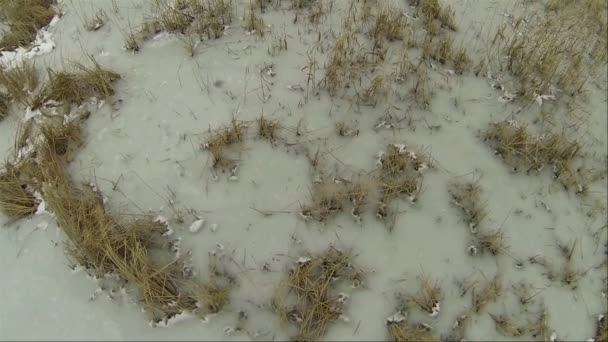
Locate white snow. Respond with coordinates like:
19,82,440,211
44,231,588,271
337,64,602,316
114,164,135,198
189,219,205,233
0,16,60,69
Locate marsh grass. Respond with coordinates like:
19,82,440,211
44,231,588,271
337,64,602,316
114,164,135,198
82,9,107,32
448,180,487,232
46,58,121,105
484,120,587,192
143,0,233,41
244,0,265,35
386,319,438,342
0,164,38,219
0,62,40,106
377,144,430,206
0,92,8,120
406,274,442,316
0,0,56,51
492,0,607,100
474,275,502,313
39,119,83,157
272,247,363,341
477,228,507,256
489,313,525,337
324,27,368,96
595,314,607,342
203,118,247,169
27,144,233,322
301,180,346,222
412,0,457,34
256,114,280,142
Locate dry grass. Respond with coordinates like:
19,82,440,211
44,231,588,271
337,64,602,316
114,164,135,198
527,304,551,341
46,58,121,105
272,247,363,341
143,0,233,41
83,9,107,31
300,180,346,222
244,0,265,35
477,228,507,256
474,275,502,313
39,119,83,157
407,274,442,316
412,0,457,34
0,92,8,120
448,180,487,232
324,25,368,96
413,62,431,109
387,320,438,342
0,164,38,220
491,0,607,99
595,314,607,342
0,0,56,51
447,310,473,341
377,144,430,205
25,144,233,322
203,118,247,170
371,7,408,51
361,75,389,106
0,62,40,106
257,114,280,142
489,313,525,337
484,120,586,192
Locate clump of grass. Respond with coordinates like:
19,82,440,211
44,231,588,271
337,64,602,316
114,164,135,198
0,164,38,220
39,119,83,157
448,180,487,232
83,9,107,31
300,180,346,222
142,0,233,41
346,176,373,223
413,62,431,109
0,0,56,51
0,93,8,120
492,0,607,99
527,304,551,341
272,247,363,341
386,318,438,342
446,310,473,341
0,62,40,106
46,58,121,105
474,275,502,313
406,274,442,317
413,0,457,33
30,144,233,323
324,27,368,96
489,313,525,337
483,120,585,192
371,7,408,46
376,143,430,209
594,314,607,342
477,228,507,256
361,75,389,106
203,118,247,170
335,120,359,137
244,0,265,35
257,114,280,142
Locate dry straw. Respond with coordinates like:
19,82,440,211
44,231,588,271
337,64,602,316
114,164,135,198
0,0,56,51
272,247,363,341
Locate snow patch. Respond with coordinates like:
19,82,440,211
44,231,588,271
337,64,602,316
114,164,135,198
0,16,59,69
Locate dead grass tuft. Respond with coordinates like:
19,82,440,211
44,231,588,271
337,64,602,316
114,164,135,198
448,180,487,232
484,120,586,192
46,58,121,104
474,275,502,313
39,119,83,157
244,0,265,35
595,314,607,342
377,144,430,206
203,118,247,170
489,313,525,337
477,228,507,256
387,319,438,342
142,0,233,41
83,9,107,32
0,164,38,219
272,247,363,341
257,114,280,142
406,274,442,316
371,7,408,46
29,144,233,322
527,304,551,341
0,92,8,120
0,62,40,106
492,0,607,99
413,0,457,33
0,0,56,51
301,180,346,222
